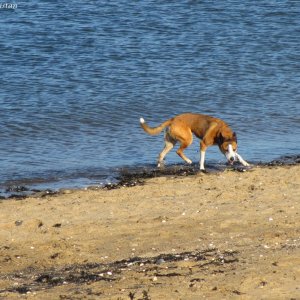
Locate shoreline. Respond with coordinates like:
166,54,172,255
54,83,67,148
0,163,299,299
1,154,300,200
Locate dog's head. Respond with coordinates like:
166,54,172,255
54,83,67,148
218,132,238,165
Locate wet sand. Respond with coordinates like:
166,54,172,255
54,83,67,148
0,164,300,299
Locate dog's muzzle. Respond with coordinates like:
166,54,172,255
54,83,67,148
228,156,235,165
225,144,236,165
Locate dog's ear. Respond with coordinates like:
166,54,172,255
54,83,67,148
233,132,237,142
218,132,224,143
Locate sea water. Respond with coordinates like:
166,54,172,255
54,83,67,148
0,1,299,195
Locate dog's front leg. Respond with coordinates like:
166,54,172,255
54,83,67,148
199,123,217,171
200,150,206,170
199,141,207,171
236,153,250,166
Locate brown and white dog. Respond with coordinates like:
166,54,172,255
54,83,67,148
140,113,249,171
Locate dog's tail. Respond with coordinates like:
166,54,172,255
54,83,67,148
139,117,172,135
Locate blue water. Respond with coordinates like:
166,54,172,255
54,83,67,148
0,1,299,194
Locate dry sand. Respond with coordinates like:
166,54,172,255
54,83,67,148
0,164,299,299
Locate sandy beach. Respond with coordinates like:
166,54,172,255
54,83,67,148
0,164,299,299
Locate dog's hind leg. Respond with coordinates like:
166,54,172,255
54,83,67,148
177,144,192,164
157,131,176,167
176,133,193,165
168,123,193,165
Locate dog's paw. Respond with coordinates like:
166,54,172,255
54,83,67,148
157,161,165,168
199,168,208,173
140,117,145,124
186,159,192,165
241,161,250,167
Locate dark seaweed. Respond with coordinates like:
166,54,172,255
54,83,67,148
2,154,299,198
0,248,238,295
